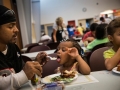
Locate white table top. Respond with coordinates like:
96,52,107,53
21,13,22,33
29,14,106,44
22,49,55,60
19,70,120,90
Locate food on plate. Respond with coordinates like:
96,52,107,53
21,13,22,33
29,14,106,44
51,70,76,82
61,70,76,78
117,65,120,71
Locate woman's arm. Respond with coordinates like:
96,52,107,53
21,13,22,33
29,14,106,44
105,48,120,70
53,29,57,42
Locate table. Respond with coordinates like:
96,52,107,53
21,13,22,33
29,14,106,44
22,49,55,60
19,70,120,90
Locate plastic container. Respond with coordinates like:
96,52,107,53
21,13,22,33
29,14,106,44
42,82,63,90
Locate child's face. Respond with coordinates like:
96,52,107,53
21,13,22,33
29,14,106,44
56,41,73,65
110,28,120,46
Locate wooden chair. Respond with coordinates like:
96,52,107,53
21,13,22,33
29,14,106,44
89,47,109,71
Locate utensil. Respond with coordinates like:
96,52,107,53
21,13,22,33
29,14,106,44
46,56,57,60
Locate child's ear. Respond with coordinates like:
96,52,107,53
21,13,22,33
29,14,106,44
108,35,113,42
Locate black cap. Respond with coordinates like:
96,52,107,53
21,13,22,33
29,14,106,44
0,5,16,25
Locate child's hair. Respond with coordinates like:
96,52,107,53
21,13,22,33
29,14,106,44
54,38,83,57
66,38,83,57
90,23,98,31
95,24,108,39
107,17,120,36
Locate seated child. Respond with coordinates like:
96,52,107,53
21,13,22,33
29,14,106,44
82,23,98,43
55,38,90,75
87,24,109,50
103,17,120,70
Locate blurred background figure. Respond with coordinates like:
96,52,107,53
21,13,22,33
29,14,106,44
100,17,106,24
77,23,85,36
82,23,98,46
41,32,51,41
105,14,112,24
52,17,68,42
67,25,74,38
87,24,109,50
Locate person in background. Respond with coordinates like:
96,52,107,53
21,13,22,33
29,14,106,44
40,32,51,41
105,14,112,24
74,27,81,37
55,38,90,74
99,17,106,24
87,24,109,50
52,17,68,42
82,23,98,46
104,17,120,70
77,23,85,36
67,25,74,38
0,5,47,90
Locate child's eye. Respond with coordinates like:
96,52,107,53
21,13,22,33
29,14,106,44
62,48,66,52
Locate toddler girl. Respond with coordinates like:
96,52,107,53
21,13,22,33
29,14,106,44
55,39,90,75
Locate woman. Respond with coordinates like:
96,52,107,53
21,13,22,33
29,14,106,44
52,17,68,42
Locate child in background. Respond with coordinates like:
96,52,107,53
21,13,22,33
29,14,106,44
55,39,90,75
103,17,120,70
87,24,109,50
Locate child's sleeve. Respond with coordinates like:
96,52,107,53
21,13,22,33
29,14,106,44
103,49,115,59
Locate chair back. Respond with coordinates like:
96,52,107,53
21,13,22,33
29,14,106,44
24,43,38,48
21,55,32,63
47,42,60,50
91,43,108,52
89,47,109,71
28,45,50,53
42,60,60,78
86,43,108,65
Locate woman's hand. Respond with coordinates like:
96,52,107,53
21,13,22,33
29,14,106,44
67,47,79,60
35,52,48,66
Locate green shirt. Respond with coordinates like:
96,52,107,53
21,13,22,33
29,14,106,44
87,38,109,50
103,48,115,59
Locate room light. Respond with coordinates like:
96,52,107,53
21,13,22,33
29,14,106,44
100,10,113,14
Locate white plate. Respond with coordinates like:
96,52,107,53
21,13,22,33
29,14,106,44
41,73,78,84
112,67,120,74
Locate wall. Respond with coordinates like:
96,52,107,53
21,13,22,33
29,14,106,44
41,0,120,25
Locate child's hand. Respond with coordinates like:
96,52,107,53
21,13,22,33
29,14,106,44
35,52,48,66
67,47,79,60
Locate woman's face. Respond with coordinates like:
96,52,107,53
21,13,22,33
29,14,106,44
56,41,73,65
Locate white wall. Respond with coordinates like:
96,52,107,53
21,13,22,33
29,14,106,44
41,0,120,25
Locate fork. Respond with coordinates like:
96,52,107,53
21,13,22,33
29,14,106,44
46,56,57,60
